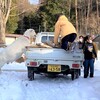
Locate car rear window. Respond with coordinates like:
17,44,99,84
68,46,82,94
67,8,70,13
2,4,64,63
41,36,54,43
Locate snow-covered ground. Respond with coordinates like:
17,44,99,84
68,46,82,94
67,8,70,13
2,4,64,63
0,52,100,100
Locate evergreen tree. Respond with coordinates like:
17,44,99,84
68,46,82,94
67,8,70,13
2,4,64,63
6,7,19,34
31,0,69,32
6,0,19,34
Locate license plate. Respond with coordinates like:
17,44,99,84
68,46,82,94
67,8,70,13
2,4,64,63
47,65,61,72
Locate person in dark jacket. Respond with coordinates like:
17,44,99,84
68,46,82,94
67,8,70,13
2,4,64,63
83,35,97,78
78,35,84,49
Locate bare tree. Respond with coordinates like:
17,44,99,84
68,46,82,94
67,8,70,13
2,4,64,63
0,0,12,44
68,0,71,20
75,0,78,32
0,0,37,44
96,0,99,34
85,0,90,34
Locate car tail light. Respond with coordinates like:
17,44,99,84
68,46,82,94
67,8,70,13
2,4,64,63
30,62,37,67
72,64,79,68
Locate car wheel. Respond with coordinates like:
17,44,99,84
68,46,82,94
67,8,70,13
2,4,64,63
27,67,34,81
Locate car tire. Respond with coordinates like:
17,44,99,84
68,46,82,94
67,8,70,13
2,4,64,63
27,67,34,81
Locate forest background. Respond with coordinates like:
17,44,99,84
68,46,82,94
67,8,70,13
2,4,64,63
0,0,100,44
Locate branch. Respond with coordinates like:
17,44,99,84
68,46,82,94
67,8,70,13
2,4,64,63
10,2,25,11
5,0,12,24
9,8,35,17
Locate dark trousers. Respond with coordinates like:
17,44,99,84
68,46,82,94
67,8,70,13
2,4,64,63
84,59,95,76
61,33,77,50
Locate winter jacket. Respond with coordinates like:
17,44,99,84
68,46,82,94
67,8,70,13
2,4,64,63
78,41,84,49
54,15,77,45
83,42,97,59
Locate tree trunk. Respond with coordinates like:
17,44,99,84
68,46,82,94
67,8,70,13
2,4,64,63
96,0,99,34
0,4,6,44
85,0,90,34
0,0,12,44
68,0,71,20
87,0,90,34
0,23,6,44
75,0,78,33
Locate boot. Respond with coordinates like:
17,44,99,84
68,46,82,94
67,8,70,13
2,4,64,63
90,73,93,78
84,74,88,78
